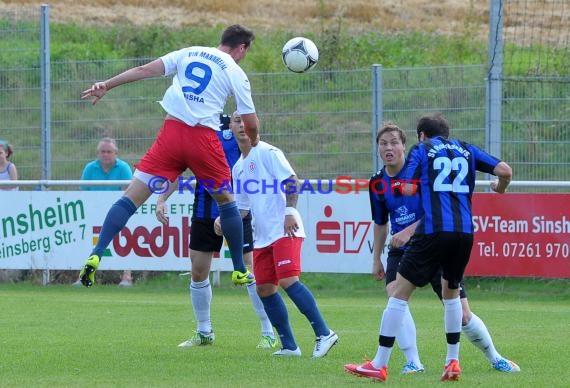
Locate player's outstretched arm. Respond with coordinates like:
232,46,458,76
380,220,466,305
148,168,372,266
81,58,165,105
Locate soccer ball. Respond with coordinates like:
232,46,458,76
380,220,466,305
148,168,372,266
281,37,319,73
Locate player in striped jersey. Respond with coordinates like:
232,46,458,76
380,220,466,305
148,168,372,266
345,122,518,381
346,113,512,382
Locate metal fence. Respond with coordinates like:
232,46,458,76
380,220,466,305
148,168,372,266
0,7,42,183
0,2,568,191
499,0,570,187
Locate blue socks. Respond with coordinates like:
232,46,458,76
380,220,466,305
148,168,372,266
285,281,329,337
260,282,330,350
91,196,137,258
260,292,297,350
218,201,246,273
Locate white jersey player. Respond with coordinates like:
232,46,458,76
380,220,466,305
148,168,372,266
78,25,258,288
217,112,338,358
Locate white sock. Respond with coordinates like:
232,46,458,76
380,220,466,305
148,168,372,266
246,282,275,338
462,312,501,363
190,279,212,334
443,297,462,363
396,306,422,367
372,297,407,368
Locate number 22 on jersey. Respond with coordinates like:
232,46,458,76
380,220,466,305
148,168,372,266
433,156,469,193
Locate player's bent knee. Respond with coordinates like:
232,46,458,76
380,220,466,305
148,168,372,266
257,283,278,298
124,178,153,207
211,191,234,205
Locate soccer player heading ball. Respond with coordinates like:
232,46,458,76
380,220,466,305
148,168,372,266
79,24,260,287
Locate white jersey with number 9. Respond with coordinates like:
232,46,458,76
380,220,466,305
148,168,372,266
159,46,255,130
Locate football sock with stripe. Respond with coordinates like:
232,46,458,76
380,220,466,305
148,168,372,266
443,297,462,363
373,296,407,368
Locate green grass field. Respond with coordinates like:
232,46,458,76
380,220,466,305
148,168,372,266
1,274,569,387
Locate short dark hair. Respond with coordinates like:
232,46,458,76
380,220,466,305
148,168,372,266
220,24,255,49
416,113,450,139
376,121,407,145
0,140,13,158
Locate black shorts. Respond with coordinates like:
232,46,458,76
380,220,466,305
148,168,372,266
385,249,404,285
429,272,468,299
189,213,253,253
398,232,473,289
385,248,468,299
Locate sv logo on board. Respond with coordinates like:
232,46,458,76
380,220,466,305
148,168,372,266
315,205,373,254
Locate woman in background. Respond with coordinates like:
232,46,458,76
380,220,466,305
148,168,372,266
0,140,18,190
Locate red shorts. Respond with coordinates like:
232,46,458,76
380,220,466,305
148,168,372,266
253,237,303,285
136,119,230,188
